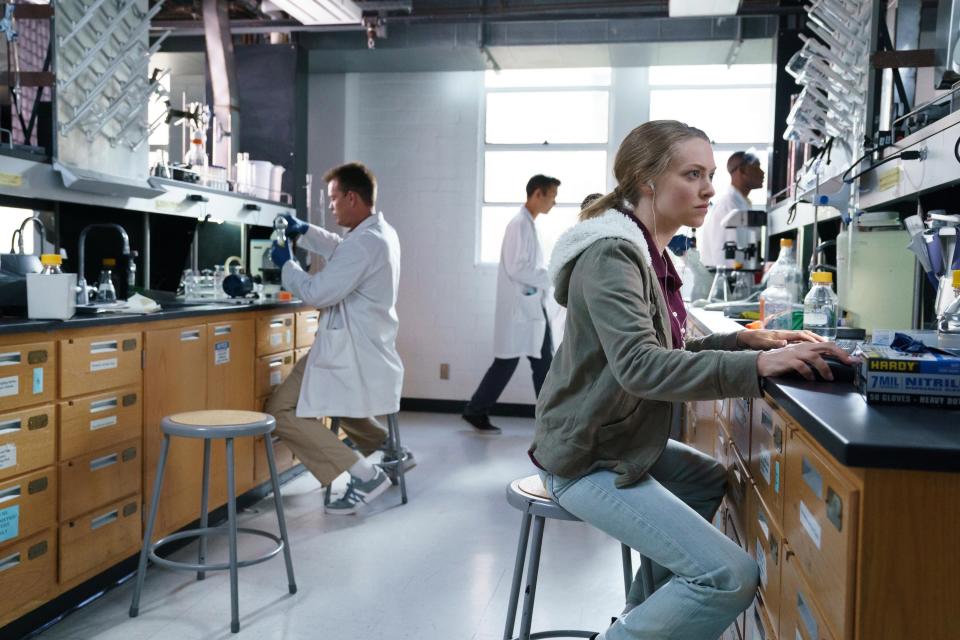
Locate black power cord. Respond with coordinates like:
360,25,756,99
841,147,923,184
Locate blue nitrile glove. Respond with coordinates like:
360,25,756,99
270,241,293,268
283,214,310,240
667,234,693,256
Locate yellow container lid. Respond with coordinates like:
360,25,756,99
953,269,960,288
780,238,794,247
812,271,833,283
102,258,116,267
40,254,62,266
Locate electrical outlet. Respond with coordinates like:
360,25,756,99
440,363,450,380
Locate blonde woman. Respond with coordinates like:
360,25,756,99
529,121,852,639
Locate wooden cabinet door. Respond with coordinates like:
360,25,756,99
143,325,208,539
206,320,256,498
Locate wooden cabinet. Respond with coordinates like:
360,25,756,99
0,530,55,625
750,398,787,522
295,310,320,349
58,494,140,586
254,436,296,485
255,313,294,356
779,547,835,640
59,333,140,399
255,351,294,398
746,597,778,640
0,467,56,548
0,342,55,413
59,439,140,522
748,485,784,633
0,405,54,483
58,386,141,461
294,347,310,363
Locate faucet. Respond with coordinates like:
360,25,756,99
77,224,132,305
224,255,242,273
10,216,47,254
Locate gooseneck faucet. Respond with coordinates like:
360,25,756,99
77,224,132,304
10,216,48,254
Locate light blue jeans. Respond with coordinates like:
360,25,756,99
542,440,758,640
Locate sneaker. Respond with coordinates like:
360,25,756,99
461,413,502,434
380,448,416,472
324,468,391,515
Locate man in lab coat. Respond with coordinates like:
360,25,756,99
266,162,404,515
462,175,560,434
698,151,765,267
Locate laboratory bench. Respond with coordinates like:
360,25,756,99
685,308,960,640
0,301,321,631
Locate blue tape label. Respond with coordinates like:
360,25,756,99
0,504,20,544
33,367,43,395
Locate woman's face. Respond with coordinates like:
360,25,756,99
650,137,716,229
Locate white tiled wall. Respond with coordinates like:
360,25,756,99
308,71,539,405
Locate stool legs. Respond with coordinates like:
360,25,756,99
518,515,546,640
640,555,656,603
130,434,171,618
225,438,240,633
503,511,532,640
197,439,211,581
264,435,297,595
323,418,340,507
621,544,633,599
387,413,407,504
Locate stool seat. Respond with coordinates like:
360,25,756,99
163,410,275,439
507,475,579,522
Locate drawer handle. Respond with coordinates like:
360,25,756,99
89,340,118,354
90,397,119,413
0,351,21,366
180,330,201,341
0,551,21,573
796,590,819,639
801,456,823,499
269,319,284,328
760,408,773,431
214,325,232,336
268,359,284,368
90,509,118,530
305,315,319,324
0,485,21,504
0,418,22,435
89,453,119,471
826,487,843,532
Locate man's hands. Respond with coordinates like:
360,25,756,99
756,341,856,381
737,329,826,350
283,214,310,239
270,241,293,268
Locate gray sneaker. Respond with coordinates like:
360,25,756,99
324,468,391,515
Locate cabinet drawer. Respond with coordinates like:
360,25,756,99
0,342,55,413
779,547,835,640
746,596,778,640
295,310,320,349
0,529,55,621
294,347,311,364
0,404,54,482
254,436,296,485
748,485,783,633
726,449,750,549
59,494,140,584
255,351,294,398
256,313,294,356
783,429,857,640
729,397,751,463
0,467,56,548
59,439,141,522
60,333,141,398
750,397,787,522
59,386,142,461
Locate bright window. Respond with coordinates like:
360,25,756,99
480,69,609,264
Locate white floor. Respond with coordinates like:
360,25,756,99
34,412,631,640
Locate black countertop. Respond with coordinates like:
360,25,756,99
688,308,960,473
0,299,305,336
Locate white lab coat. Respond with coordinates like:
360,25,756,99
281,212,403,419
699,187,751,267
493,207,551,359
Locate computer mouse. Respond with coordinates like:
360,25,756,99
810,356,857,383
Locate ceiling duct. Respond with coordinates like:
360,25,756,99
202,0,240,171
269,0,363,25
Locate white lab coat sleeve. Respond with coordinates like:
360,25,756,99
502,223,550,290
281,241,374,308
296,224,343,260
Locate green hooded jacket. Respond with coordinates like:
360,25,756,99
530,210,763,488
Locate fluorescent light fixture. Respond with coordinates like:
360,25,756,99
269,0,362,25
668,0,741,17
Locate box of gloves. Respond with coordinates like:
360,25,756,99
856,339,960,407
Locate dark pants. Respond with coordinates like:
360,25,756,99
464,316,553,417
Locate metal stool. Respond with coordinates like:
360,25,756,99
504,475,656,640
129,410,297,634
324,413,408,506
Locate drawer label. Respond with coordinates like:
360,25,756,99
270,333,282,346
270,370,283,386
0,375,19,398
214,341,230,366
33,368,43,394
90,416,118,431
286,330,292,345
0,173,22,187
758,449,772,486
755,538,767,587
0,443,15,469
90,358,118,372
798,500,822,549
0,505,19,544
775,461,781,495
